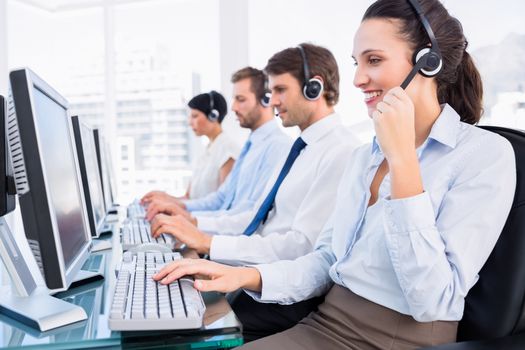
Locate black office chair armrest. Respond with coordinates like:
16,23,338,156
422,332,525,350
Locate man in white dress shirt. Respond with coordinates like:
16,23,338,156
149,43,362,340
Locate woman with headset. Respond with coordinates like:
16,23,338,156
183,90,240,200
154,0,516,348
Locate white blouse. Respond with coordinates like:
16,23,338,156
189,132,240,200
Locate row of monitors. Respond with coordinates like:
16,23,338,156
1,68,117,292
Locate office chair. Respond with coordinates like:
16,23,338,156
426,126,525,349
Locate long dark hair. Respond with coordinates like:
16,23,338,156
363,0,483,124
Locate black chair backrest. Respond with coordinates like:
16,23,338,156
458,126,525,341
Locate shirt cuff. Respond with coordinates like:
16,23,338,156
183,199,198,212
196,215,219,234
383,192,436,233
243,263,286,303
209,235,238,262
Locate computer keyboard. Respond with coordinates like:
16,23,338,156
127,200,146,218
109,251,205,331
121,217,175,251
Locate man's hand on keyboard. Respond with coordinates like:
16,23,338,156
153,258,262,293
151,214,211,255
145,198,191,221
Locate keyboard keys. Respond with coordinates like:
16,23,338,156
127,200,146,218
120,218,175,251
110,270,130,319
109,251,205,330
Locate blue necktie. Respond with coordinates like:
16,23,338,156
243,137,307,236
222,139,252,210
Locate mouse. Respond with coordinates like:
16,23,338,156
127,242,173,254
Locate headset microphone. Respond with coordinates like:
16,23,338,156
401,56,433,89
401,0,443,89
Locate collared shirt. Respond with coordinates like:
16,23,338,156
250,104,516,322
189,132,241,199
199,113,361,266
184,119,291,213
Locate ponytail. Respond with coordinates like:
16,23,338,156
438,51,483,125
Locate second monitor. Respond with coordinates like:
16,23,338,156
71,116,108,238
93,129,118,214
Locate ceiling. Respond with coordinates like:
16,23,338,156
13,0,156,12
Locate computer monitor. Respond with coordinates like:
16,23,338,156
92,129,116,212
104,141,119,207
0,95,16,216
71,116,107,237
8,68,92,291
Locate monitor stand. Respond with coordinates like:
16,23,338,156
0,218,87,331
99,222,114,236
92,239,112,252
69,254,105,289
69,269,104,289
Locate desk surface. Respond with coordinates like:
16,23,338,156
0,231,243,349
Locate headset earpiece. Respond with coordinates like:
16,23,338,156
260,75,272,107
297,45,324,101
207,91,220,122
413,47,442,77
208,109,219,122
260,91,271,108
303,77,324,101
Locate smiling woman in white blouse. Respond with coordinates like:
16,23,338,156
153,0,516,349
185,91,240,200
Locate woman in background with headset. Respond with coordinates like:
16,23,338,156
154,0,516,348
183,90,240,200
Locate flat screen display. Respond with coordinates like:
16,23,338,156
80,124,105,229
32,87,88,268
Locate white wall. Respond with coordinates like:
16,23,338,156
218,0,250,144
0,0,8,96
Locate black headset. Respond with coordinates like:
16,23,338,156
260,79,271,108
297,45,324,101
400,0,443,89
207,91,220,122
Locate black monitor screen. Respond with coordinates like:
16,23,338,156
32,87,88,268
80,123,105,229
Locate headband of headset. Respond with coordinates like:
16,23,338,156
297,45,324,101
400,0,443,89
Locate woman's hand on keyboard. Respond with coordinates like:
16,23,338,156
153,258,262,293
151,214,211,255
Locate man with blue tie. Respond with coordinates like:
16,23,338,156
149,43,361,340
141,67,291,217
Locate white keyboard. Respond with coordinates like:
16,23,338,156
109,251,205,331
127,200,146,219
121,218,175,251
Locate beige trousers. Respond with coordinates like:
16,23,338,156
239,284,458,350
